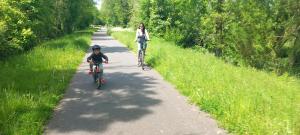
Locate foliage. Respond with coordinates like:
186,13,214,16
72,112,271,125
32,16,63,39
0,0,99,59
0,29,94,135
101,0,300,73
112,31,300,135
100,0,133,27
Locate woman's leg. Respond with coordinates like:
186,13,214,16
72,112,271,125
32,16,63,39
143,42,147,54
137,42,142,62
137,42,142,53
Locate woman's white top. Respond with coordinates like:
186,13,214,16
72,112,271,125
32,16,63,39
135,28,150,41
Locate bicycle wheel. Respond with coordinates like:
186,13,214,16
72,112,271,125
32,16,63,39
97,70,103,89
97,76,102,89
138,50,142,66
97,78,102,89
141,50,145,70
93,68,97,83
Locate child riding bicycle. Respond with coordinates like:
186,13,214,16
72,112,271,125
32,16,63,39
87,45,108,75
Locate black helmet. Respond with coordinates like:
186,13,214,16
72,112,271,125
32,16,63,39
92,45,101,51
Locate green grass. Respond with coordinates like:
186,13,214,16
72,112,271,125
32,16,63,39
0,29,94,135
112,31,300,135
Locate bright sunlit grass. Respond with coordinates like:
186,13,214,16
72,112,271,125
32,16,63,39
112,31,300,135
0,29,94,135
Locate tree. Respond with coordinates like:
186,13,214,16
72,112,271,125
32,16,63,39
0,0,98,59
100,0,300,72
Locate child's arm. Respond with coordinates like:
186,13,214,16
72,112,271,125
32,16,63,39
87,54,93,62
101,53,108,62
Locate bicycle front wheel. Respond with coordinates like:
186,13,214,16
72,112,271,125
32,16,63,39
141,50,145,70
138,50,142,66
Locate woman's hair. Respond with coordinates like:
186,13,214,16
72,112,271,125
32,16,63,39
139,23,145,34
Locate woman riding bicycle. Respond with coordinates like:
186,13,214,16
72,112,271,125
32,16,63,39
135,23,150,66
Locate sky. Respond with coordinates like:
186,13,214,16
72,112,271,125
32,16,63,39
94,0,103,9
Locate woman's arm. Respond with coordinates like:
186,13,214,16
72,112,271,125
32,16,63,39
145,29,150,41
135,29,139,41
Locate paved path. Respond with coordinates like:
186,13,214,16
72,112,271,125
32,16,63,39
44,29,226,135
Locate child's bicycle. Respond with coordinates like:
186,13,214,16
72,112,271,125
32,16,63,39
92,61,108,89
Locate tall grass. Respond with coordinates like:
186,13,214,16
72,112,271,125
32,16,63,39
112,31,300,135
0,29,94,135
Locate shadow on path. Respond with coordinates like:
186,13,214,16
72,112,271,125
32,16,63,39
46,70,161,133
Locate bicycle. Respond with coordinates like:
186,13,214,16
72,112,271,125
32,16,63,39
138,41,148,70
92,61,108,89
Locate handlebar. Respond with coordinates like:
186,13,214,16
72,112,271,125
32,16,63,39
135,39,150,42
89,61,108,65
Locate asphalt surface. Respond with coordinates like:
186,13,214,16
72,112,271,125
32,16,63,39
44,28,226,135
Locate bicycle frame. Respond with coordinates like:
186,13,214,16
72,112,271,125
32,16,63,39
93,63,104,89
138,42,147,70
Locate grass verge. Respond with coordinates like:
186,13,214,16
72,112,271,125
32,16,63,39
111,31,300,135
0,29,94,135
